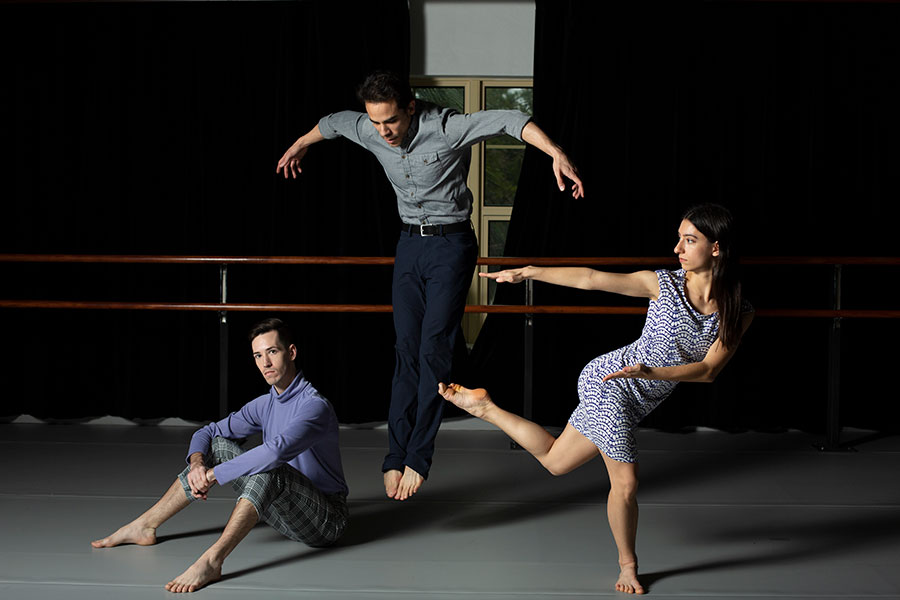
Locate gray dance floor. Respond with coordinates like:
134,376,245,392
2,420,899,599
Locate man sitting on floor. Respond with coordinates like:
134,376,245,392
91,317,349,593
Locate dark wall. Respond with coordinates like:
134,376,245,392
0,0,408,422
1,1,897,432
467,1,900,433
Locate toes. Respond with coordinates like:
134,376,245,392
91,535,116,548
383,471,401,498
166,579,187,593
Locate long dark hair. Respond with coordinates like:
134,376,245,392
682,204,743,349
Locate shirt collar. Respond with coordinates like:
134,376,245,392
272,372,307,402
400,110,421,150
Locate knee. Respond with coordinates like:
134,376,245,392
420,332,454,370
211,436,240,460
395,336,419,358
543,459,575,477
236,497,261,520
610,476,639,501
420,331,452,356
235,471,280,508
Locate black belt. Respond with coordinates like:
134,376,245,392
401,222,471,236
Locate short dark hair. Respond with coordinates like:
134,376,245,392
248,317,295,350
356,70,413,108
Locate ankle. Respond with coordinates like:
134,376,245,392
200,551,225,570
136,519,159,534
478,400,498,421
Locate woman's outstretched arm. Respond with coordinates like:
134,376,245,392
480,266,659,299
604,312,755,383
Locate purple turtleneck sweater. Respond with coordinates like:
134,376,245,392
186,373,348,496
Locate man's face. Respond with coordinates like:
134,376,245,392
251,330,297,393
365,99,415,147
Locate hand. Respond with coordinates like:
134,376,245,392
602,363,650,382
552,152,584,199
187,463,212,500
276,141,309,179
519,122,584,199
479,268,529,284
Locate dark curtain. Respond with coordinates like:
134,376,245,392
468,1,900,432
0,1,408,422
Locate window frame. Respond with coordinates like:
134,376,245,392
410,76,533,341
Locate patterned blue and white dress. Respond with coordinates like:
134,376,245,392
569,269,721,463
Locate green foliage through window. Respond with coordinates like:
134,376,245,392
413,87,465,113
484,87,532,207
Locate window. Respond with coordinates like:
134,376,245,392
411,86,466,113
483,86,532,207
411,77,533,342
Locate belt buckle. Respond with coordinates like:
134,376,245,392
420,224,438,237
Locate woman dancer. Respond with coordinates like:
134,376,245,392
439,204,753,595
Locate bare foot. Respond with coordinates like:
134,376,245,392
91,521,157,548
437,382,493,419
383,469,402,498
394,466,424,501
164,556,222,593
615,561,645,594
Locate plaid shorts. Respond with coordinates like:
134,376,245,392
178,436,348,547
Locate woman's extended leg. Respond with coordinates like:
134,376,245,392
601,452,644,594
441,382,644,594
438,383,599,475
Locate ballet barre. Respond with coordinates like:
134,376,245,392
1,254,898,451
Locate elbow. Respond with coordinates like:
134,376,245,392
263,445,292,468
701,366,721,383
691,362,718,383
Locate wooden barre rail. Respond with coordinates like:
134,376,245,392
1,254,899,266
3,253,897,450
2,253,896,318
0,300,897,319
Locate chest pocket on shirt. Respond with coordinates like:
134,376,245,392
409,152,444,187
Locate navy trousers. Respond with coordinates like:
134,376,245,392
382,227,478,478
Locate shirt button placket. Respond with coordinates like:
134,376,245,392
400,153,418,222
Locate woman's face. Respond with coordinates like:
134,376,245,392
673,219,719,271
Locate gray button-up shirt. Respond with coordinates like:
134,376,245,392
318,101,531,225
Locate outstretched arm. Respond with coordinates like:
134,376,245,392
276,124,326,179
521,121,584,199
481,266,659,299
604,312,755,383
